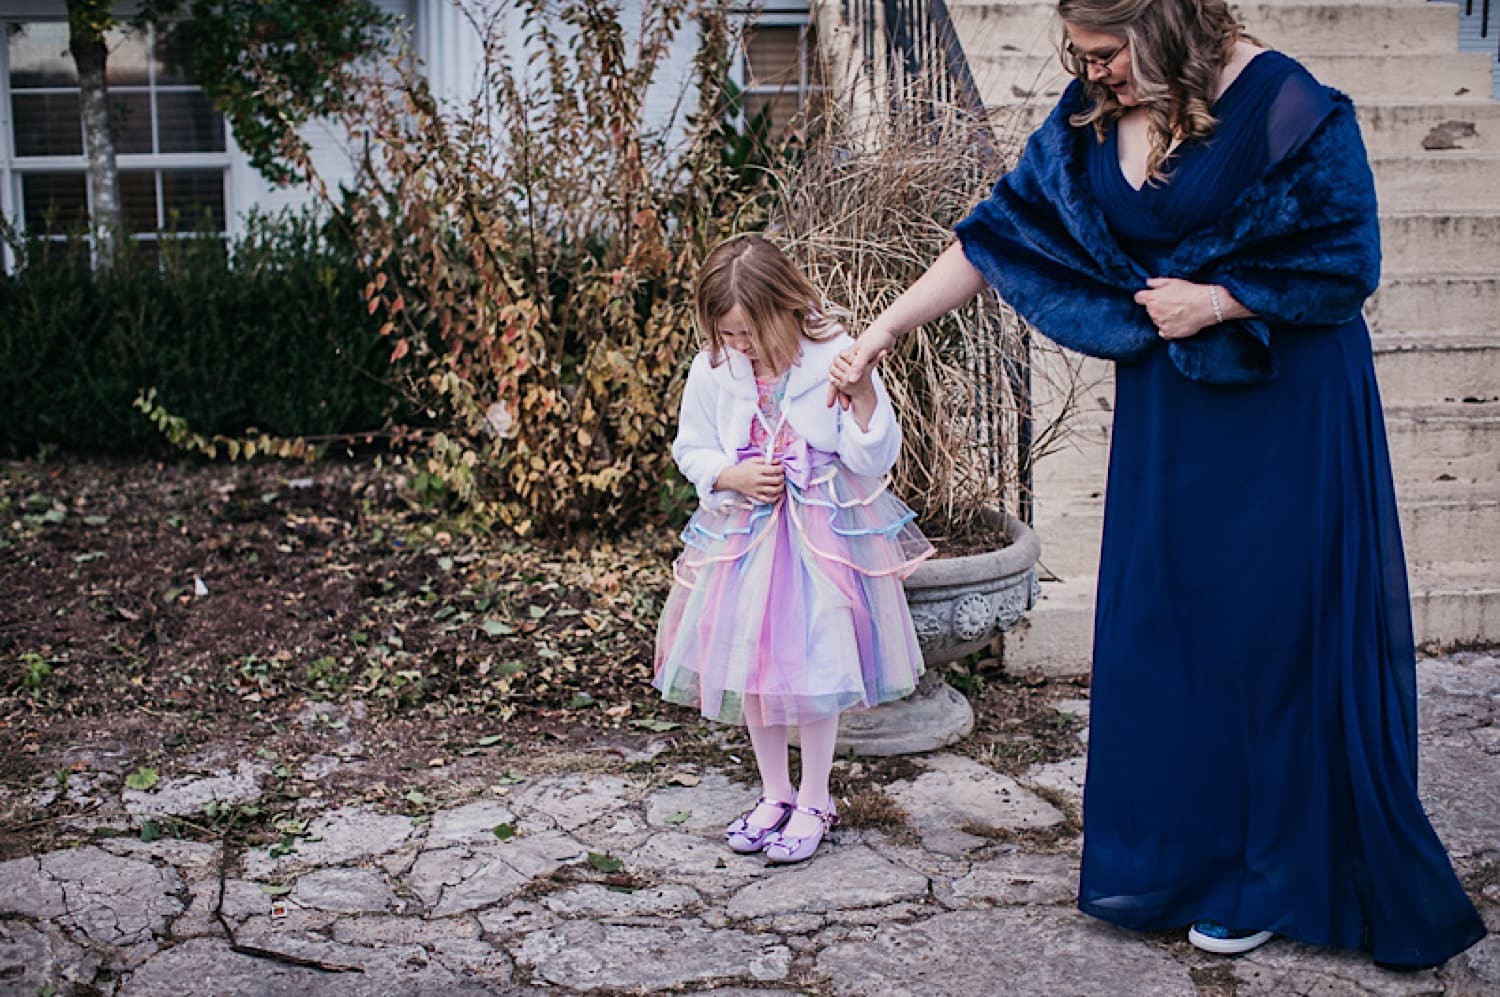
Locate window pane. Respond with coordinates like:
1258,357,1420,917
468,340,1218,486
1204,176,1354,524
105,26,151,86
21,173,89,233
746,25,806,88
158,91,225,153
162,170,226,231
12,93,83,156
744,92,802,138
110,92,154,154
8,22,77,88
121,171,160,233
154,22,198,85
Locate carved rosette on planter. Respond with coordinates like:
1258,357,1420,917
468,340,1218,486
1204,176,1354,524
836,509,1041,756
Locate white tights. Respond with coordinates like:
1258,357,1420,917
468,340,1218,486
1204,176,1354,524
743,701,840,831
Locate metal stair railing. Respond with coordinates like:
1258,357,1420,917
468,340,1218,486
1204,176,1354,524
1463,0,1497,59
1432,0,1499,60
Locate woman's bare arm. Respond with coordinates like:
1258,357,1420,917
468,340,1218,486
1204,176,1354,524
828,243,989,403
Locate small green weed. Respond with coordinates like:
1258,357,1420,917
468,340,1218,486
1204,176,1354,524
20,652,52,694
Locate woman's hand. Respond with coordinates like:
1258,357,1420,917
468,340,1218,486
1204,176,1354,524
714,459,785,505
827,330,894,410
1134,277,1221,340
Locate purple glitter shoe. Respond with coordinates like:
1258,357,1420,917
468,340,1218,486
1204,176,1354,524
1188,920,1274,955
763,803,840,864
725,797,795,853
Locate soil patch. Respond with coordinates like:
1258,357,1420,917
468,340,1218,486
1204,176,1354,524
1,456,1086,858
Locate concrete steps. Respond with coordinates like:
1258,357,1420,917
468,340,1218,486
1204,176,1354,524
1400,495,1500,565
1355,102,1500,153
988,100,1500,155
968,52,1498,103
1043,401,1500,484
1371,333,1500,404
1386,403,1500,481
1013,487,1500,670
1365,274,1500,332
1372,153,1500,210
1380,211,1500,274
1030,483,1500,572
1009,557,1500,670
1011,394,1500,668
1412,562,1500,646
952,1,1461,56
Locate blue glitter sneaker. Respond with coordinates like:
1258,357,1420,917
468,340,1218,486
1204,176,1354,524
1188,920,1274,955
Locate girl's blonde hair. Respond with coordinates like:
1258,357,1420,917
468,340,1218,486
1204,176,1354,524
694,234,837,376
1057,0,1248,184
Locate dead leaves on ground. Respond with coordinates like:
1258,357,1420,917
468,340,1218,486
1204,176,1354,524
0,457,683,731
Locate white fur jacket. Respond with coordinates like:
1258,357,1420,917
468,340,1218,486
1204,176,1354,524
672,332,902,512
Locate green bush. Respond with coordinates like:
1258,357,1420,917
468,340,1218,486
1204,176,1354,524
0,209,401,455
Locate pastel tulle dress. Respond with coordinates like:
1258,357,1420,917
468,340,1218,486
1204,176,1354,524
654,366,933,727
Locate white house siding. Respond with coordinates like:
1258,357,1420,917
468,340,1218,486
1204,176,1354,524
232,0,709,227
226,0,420,231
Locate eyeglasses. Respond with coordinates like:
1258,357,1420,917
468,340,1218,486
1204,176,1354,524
1065,40,1128,71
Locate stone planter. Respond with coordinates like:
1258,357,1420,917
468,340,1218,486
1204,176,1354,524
836,509,1041,756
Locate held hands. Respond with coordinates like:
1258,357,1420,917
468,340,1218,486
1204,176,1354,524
826,329,894,412
1133,277,1220,341
715,459,786,505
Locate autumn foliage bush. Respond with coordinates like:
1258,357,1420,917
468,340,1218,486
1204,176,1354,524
272,0,781,536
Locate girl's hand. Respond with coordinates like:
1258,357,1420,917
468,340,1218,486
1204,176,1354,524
1134,277,1219,341
827,331,893,409
714,459,786,505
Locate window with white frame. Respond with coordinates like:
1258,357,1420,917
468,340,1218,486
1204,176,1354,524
2,18,228,260
737,3,822,137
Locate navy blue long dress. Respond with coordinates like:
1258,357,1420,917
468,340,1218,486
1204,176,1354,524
1076,52,1486,967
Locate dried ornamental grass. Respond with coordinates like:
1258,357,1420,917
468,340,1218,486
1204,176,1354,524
768,88,1081,541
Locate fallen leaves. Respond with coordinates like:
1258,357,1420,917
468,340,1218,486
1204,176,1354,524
124,768,160,792
587,851,623,874
0,457,694,790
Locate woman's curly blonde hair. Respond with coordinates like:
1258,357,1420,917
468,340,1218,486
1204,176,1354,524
1057,0,1249,184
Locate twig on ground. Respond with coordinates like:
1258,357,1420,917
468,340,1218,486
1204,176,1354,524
213,816,364,974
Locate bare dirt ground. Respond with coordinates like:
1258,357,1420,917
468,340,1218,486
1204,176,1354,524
0,456,1087,860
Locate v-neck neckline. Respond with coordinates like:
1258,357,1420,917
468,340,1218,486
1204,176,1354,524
1112,49,1275,193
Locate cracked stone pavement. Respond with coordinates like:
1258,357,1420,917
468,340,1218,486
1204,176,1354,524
1,652,1496,995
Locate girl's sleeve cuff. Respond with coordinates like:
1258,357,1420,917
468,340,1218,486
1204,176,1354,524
695,456,736,511
838,396,901,476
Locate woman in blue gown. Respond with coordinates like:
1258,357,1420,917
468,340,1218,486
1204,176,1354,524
830,0,1486,969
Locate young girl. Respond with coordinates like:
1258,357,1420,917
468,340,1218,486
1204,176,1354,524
654,234,933,863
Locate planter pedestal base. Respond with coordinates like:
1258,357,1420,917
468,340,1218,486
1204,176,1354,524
833,671,974,756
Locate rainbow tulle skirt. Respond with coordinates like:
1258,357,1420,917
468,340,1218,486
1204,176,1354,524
654,451,932,726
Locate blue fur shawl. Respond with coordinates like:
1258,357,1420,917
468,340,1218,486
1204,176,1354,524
954,80,1381,385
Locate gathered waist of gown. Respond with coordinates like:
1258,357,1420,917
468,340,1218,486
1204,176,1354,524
674,441,932,585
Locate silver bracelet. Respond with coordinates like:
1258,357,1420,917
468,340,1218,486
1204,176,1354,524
1209,285,1224,324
